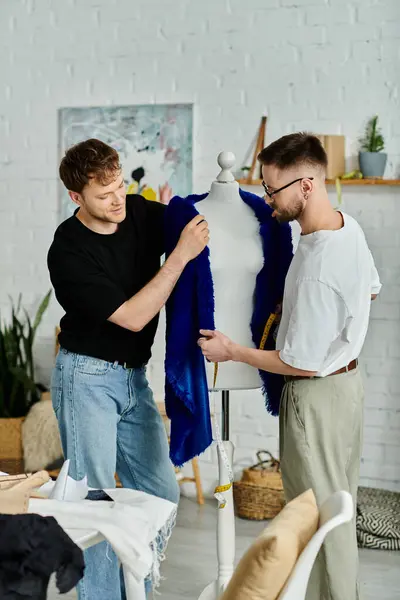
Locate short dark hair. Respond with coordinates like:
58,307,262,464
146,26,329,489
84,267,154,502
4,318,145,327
59,138,121,193
258,133,328,172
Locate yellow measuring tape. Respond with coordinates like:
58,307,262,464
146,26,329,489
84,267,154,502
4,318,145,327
215,483,232,494
212,312,277,508
259,312,277,350
213,362,219,389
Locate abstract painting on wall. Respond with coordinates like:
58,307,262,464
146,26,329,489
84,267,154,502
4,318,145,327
58,103,193,222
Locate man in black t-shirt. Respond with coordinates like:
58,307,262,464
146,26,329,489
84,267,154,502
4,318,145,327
47,139,209,600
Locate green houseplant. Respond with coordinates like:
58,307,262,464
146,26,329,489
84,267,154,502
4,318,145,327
0,291,51,472
0,291,51,419
359,115,387,178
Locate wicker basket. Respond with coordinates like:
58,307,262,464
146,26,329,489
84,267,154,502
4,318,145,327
0,417,25,475
233,451,285,520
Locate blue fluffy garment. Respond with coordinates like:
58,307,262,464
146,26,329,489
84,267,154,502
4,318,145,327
164,190,293,467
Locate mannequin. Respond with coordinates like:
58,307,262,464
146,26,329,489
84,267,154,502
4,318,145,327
197,152,263,391
163,151,293,598
164,149,292,468
198,153,261,600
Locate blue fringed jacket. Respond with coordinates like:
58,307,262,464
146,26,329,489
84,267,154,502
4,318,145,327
164,190,293,466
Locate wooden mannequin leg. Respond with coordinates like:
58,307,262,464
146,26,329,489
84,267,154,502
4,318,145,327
192,457,204,505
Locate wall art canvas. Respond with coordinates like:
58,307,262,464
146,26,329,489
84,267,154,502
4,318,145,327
58,103,193,222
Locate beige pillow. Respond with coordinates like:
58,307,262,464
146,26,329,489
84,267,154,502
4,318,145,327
221,489,319,600
0,471,50,514
22,399,63,472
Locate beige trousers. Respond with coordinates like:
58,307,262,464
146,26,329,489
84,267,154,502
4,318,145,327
279,368,364,600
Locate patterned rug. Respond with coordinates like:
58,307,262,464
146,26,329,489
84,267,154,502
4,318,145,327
357,486,400,550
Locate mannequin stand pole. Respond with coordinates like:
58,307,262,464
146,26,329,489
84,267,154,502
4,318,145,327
198,391,235,600
221,391,230,440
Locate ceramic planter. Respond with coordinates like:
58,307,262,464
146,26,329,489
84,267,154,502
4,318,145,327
359,152,387,178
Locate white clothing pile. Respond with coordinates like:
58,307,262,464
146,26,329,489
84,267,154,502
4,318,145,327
29,488,177,587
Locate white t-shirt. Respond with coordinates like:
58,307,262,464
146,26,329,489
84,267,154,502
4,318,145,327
276,212,381,377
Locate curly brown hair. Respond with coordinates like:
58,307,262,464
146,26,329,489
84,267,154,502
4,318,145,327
59,138,122,193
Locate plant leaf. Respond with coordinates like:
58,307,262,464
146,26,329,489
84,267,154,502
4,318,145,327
335,177,342,209
0,292,50,418
32,290,52,335
360,115,385,153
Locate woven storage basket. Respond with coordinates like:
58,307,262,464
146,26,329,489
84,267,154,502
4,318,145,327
233,451,285,520
0,417,25,474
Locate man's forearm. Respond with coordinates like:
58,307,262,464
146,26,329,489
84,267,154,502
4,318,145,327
109,250,187,331
110,212,209,331
231,345,317,377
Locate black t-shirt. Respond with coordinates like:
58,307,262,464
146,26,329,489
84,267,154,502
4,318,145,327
47,195,166,366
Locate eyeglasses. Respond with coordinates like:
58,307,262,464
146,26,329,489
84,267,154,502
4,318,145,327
262,177,314,199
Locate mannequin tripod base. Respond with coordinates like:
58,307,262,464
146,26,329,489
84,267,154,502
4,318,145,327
198,580,220,600
198,392,235,600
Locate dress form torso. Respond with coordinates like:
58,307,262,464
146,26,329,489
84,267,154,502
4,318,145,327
198,180,263,391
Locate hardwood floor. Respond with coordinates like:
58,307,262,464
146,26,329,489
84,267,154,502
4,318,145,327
49,497,400,599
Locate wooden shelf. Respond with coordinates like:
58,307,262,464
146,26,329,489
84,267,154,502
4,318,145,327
237,178,262,186
325,179,400,186
238,178,400,186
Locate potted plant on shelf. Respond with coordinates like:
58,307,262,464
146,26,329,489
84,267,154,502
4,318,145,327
0,291,51,473
359,115,387,179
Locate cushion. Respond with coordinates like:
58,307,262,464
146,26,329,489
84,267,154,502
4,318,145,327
0,471,50,514
221,489,319,600
0,470,50,491
0,488,30,514
22,399,63,472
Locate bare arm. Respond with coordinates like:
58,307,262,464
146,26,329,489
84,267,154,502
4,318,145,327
109,215,209,332
109,252,187,332
198,330,316,377
231,346,316,377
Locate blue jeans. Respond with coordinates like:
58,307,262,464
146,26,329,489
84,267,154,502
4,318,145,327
51,348,180,600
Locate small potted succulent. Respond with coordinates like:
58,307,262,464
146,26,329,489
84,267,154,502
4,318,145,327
359,115,387,178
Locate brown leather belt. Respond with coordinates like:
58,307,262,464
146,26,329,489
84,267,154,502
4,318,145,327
285,359,358,382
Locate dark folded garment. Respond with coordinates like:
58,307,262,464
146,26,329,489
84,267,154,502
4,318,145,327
0,513,85,599
85,489,114,502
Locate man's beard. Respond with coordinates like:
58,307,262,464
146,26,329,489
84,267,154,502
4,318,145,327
274,199,304,223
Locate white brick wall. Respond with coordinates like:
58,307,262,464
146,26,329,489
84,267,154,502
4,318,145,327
1,0,399,494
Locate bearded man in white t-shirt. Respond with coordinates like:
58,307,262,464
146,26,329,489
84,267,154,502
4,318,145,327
198,132,381,600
